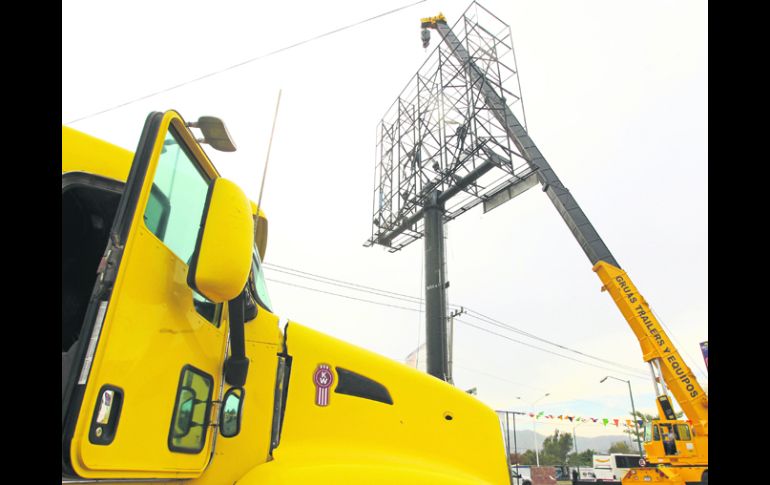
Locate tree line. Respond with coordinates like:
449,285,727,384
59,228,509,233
508,411,675,466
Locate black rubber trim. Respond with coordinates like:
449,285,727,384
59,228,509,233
113,111,163,244
62,171,125,195
269,351,292,454
270,321,293,455
334,367,393,405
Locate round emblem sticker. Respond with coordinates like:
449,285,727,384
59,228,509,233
313,364,334,406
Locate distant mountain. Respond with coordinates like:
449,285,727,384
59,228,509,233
503,429,636,455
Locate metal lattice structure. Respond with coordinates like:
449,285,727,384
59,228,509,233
366,2,536,252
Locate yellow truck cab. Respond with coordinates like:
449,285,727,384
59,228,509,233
61,110,510,484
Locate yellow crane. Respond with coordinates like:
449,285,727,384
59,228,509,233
421,13,708,485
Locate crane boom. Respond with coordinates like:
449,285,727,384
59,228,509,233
423,14,707,422
427,16,619,268
594,262,708,434
422,16,708,480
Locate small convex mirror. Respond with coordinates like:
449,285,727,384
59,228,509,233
220,387,244,437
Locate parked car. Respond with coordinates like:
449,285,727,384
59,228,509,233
569,467,597,482
554,465,569,480
510,466,532,485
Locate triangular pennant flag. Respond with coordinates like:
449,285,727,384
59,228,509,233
537,411,544,419
528,413,535,418
626,420,632,427
602,418,609,426
591,418,598,423
558,415,563,420
567,416,574,422
637,420,644,427
613,419,619,427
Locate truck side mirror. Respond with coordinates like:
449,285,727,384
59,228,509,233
188,178,254,303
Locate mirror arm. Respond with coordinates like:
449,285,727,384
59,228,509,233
224,289,249,387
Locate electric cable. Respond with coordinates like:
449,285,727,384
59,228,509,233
265,262,647,376
65,0,427,124
455,318,649,381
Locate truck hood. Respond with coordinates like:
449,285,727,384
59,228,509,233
257,321,510,484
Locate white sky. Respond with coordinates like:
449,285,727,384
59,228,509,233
63,0,707,439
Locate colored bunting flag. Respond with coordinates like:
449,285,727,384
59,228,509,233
517,411,666,428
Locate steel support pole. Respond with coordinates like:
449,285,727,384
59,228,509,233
573,423,580,480
424,190,449,380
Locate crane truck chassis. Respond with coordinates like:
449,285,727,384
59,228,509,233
61,110,511,484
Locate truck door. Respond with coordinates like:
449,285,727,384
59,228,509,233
63,111,230,480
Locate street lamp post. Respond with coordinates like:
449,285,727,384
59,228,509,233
572,420,585,481
529,393,550,467
601,376,643,457
498,409,527,482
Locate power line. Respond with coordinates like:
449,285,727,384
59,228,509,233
463,309,647,376
65,0,426,125
265,278,421,313
455,318,649,381
266,270,650,380
265,262,646,376
264,266,692,421
264,262,432,305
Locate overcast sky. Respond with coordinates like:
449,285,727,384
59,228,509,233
63,0,707,439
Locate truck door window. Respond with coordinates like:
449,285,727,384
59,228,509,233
169,365,214,453
674,424,691,441
143,128,221,325
652,424,660,441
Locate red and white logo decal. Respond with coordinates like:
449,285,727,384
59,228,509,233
313,364,334,406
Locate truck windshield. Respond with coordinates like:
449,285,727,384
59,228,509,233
252,246,272,312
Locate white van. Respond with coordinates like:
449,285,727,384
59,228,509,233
593,453,641,482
